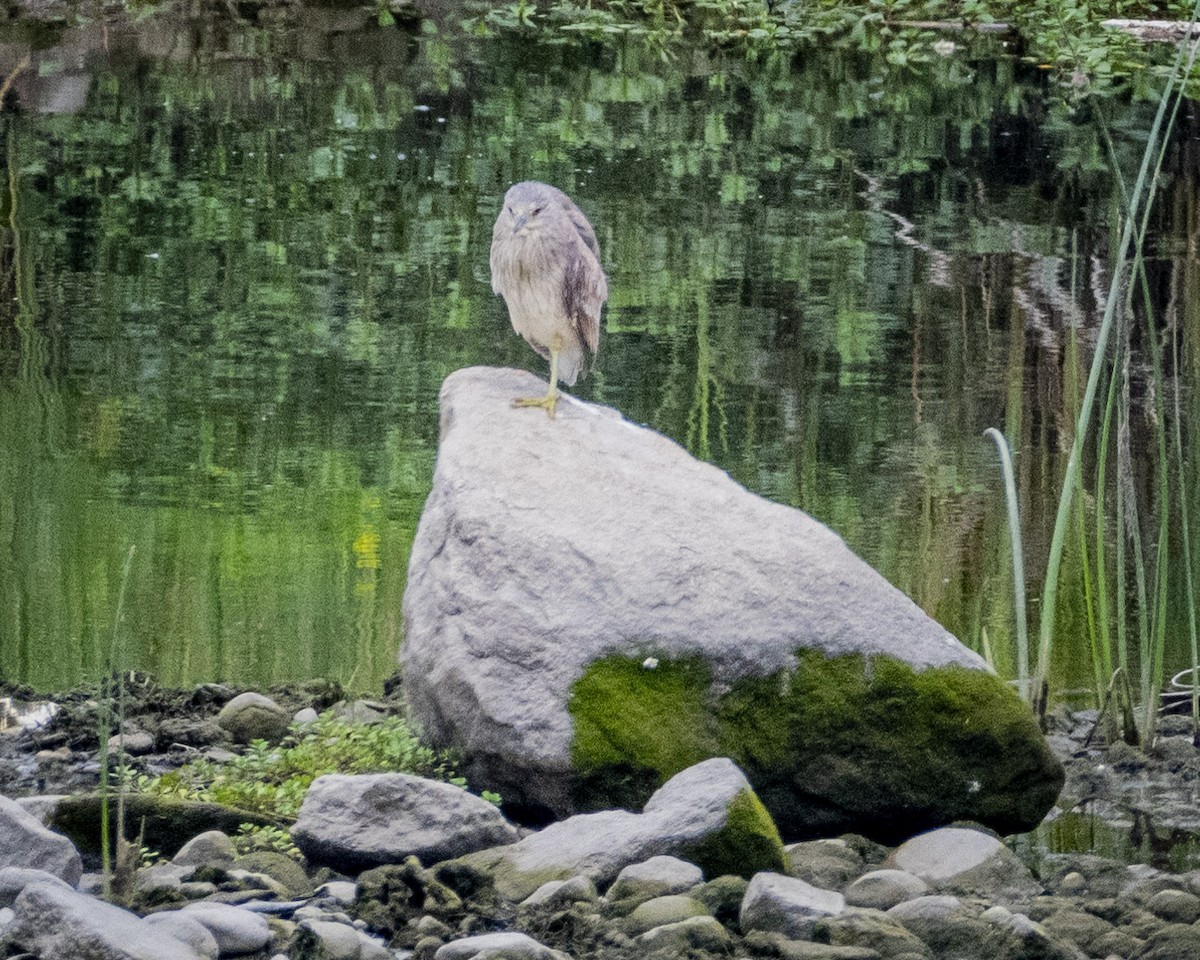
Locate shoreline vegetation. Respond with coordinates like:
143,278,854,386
4,0,1200,83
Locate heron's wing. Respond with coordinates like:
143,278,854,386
562,246,607,358
561,197,602,262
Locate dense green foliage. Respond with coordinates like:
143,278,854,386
469,0,1197,87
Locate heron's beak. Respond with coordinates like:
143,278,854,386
512,213,529,233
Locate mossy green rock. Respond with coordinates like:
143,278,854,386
569,650,1062,842
450,759,784,903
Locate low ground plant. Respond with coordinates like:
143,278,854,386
130,711,499,854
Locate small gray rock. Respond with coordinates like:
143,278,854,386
107,731,156,756
844,869,930,910
982,907,1088,960
636,915,731,953
297,918,362,959
135,863,190,894
786,839,865,890
739,872,845,939
521,875,598,908
607,856,703,902
172,831,235,869
817,907,932,957
1041,854,1133,897
887,896,991,959
317,880,358,905
292,773,518,872
885,827,1041,900
416,915,454,938
1041,908,1117,955
180,901,272,954
454,757,782,902
1146,888,1200,924
217,692,290,744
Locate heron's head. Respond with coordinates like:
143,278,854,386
501,182,555,236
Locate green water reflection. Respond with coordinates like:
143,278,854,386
1,16,1197,693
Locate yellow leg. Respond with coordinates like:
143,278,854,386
512,342,561,418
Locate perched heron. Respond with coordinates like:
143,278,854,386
490,181,608,418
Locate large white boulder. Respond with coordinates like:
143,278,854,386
402,367,1062,839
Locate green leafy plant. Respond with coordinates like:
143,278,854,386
137,711,490,821
233,824,302,859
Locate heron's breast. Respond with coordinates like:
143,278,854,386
496,247,577,348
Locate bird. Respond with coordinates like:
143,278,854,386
490,181,608,419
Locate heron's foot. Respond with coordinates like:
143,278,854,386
512,393,558,418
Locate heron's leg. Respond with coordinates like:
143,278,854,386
512,338,562,418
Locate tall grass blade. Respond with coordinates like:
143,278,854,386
985,427,1029,701
99,545,136,901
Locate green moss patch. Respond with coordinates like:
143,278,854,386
568,655,717,810
568,650,1063,843
681,787,786,879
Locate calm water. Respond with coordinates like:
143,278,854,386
1,14,1197,694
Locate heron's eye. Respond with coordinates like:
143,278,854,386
532,205,544,215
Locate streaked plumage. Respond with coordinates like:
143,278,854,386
490,181,608,417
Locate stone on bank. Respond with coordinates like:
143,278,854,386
401,367,1063,840
291,772,518,872
449,757,784,902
